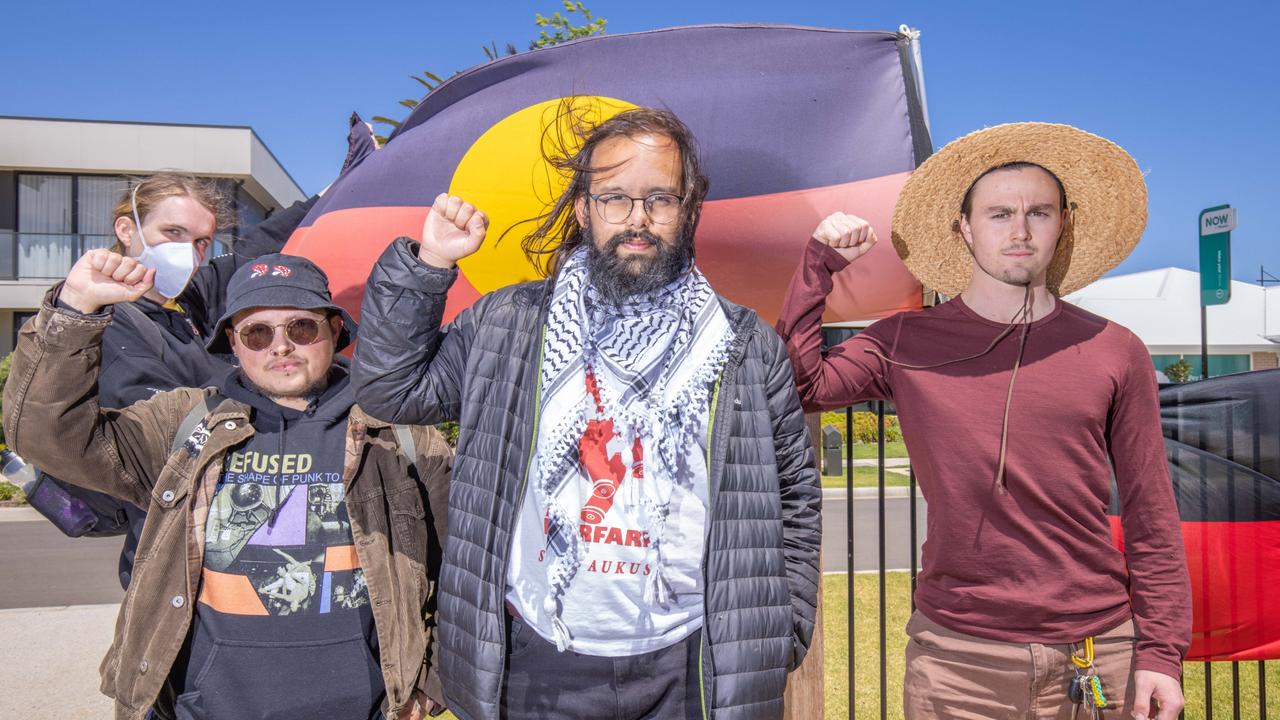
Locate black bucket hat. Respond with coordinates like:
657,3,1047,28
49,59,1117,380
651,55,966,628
205,253,356,354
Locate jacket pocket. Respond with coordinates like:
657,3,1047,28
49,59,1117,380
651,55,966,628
389,486,429,572
506,615,541,662
175,635,384,720
150,463,191,510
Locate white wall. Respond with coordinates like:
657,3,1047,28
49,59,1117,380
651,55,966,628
0,118,304,209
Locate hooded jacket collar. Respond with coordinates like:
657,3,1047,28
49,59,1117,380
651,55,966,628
218,359,354,432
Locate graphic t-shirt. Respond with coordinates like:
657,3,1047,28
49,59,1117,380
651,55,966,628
507,370,710,657
200,448,363,617
171,371,384,720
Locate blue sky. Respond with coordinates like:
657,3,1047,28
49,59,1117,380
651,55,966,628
4,0,1276,282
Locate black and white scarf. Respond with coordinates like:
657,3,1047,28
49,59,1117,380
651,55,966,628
532,246,733,650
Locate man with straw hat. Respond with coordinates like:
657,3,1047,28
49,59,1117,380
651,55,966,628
777,123,1190,719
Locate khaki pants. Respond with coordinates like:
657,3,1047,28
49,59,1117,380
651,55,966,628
904,611,1137,719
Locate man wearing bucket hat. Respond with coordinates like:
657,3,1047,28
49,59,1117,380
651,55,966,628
3,249,450,720
777,123,1191,719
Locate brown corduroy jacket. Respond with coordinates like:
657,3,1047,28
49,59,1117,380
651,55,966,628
3,297,451,720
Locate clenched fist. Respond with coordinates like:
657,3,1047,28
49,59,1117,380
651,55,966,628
811,212,877,263
418,193,489,269
60,249,156,315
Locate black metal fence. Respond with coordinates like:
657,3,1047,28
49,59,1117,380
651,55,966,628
836,400,1272,719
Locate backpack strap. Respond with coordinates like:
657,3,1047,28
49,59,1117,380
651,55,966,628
392,425,416,467
171,393,225,455
115,301,173,357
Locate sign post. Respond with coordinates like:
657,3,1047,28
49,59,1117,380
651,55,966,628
1199,205,1235,379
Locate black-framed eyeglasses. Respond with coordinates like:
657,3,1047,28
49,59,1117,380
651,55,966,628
588,192,684,225
236,317,328,351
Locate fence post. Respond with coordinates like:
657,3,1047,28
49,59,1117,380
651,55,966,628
783,412,825,719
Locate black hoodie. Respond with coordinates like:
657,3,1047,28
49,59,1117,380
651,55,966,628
168,365,385,720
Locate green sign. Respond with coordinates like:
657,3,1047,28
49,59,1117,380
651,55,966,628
1199,205,1235,306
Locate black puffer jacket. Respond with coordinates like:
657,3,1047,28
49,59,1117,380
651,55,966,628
351,238,821,720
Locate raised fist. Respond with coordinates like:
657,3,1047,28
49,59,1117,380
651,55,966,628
418,193,489,269
60,249,155,314
811,212,878,263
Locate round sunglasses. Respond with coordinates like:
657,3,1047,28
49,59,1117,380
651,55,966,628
235,317,329,351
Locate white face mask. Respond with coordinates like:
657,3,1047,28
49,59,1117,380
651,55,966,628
136,241,196,299
131,183,197,299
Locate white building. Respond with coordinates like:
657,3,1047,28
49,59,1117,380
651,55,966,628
1065,267,1280,379
0,116,305,354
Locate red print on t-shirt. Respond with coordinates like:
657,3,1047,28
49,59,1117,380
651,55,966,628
578,370,643,526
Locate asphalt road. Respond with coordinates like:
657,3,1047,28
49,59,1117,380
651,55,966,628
0,492,927,609
821,492,927,573
0,516,125,609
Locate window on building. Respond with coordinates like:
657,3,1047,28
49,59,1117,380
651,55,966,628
14,173,275,277
11,311,37,354
237,186,268,231
17,174,73,278
77,176,128,248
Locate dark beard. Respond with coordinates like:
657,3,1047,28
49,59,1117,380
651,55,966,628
585,220,692,305
241,372,330,405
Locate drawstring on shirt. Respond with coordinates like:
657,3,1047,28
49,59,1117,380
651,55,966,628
864,284,1035,491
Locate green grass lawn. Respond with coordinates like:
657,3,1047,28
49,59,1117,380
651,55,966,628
821,441,911,487
821,572,1280,719
821,466,910,489
849,441,909,460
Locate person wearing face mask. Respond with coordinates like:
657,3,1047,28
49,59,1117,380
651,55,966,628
15,115,378,591
776,123,1191,720
100,173,315,404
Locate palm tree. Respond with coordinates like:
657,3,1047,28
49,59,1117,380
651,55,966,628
371,2,606,145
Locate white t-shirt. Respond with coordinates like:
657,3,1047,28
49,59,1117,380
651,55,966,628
506,407,710,657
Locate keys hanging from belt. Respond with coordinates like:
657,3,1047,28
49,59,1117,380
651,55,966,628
1069,636,1108,717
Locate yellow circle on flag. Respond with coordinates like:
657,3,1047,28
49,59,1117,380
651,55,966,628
449,96,636,291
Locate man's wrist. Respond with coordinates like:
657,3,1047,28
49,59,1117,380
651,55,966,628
1135,657,1184,681
416,245,457,270
56,287,103,315
808,237,853,274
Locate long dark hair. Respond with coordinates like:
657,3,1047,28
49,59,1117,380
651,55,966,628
508,100,710,277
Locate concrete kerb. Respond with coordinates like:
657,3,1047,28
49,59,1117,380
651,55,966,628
0,506,41,522
822,487,923,500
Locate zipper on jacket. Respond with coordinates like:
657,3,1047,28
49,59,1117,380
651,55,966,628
498,325,547,685
694,307,757,720
699,373,723,720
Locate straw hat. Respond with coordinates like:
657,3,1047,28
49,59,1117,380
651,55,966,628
890,122,1147,297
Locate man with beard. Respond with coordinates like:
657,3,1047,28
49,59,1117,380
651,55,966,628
351,106,821,720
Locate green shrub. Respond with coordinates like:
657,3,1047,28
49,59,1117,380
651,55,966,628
437,421,459,447
821,409,901,444
1163,357,1193,384
0,482,23,503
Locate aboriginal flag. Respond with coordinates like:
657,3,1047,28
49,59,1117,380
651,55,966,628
1109,369,1280,661
285,24,932,324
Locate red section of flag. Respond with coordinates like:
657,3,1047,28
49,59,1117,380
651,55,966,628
284,206,481,323
698,171,920,323
285,172,919,325
1110,516,1280,661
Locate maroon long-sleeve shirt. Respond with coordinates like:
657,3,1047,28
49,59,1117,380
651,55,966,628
778,239,1191,678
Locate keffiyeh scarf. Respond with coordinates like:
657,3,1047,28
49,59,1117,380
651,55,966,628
531,247,733,650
